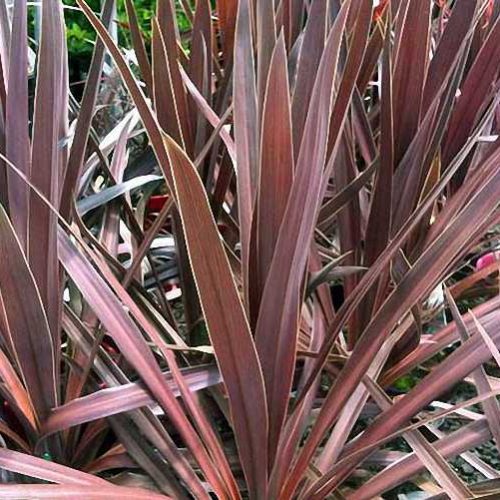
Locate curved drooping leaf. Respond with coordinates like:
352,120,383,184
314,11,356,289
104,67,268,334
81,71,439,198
77,175,162,215
0,205,56,422
43,365,221,434
0,447,107,485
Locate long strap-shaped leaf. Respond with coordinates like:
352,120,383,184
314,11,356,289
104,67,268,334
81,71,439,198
29,0,65,348
0,446,107,485
0,346,36,431
233,0,259,305
249,34,294,331
44,365,220,435
6,0,30,251
255,0,276,113
443,6,500,171
291,0,328,160
0,205,56,423
392,0,431,164
445,289,500,457
254,0,349,474
381,298,500,385
124,0,152,95
216,0,238,56
164,135,269,500
156,0,193,152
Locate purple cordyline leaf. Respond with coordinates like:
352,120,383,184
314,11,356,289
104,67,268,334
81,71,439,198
333,133,363,349
43,365,221,434
471,311,500,369
382,297,500,385
85,451,136,474
0,205,56,423
216,0,237,55
0,447,107,485
0,420,30,452
100,114,132,257
164,134,268,499
443,7,500,182
6,0,30,250
291,0,327,160
282,0,304,50
356,16,383,93
318,159,378,230
422,0,478,114
233,0,258,305
0,0,10,181
181,67,236,163
249,33,294,330
268,299,326,497
255,0,349,476
351,88,377,165
188,0,213,130
255,0,276,113
0,347,36,431
313,319,412,479
156,0,193,152
354,380,473,500
152,19,185,147
29,0,66,349
392,0,431,164
364,20,393,267
357,21,393,334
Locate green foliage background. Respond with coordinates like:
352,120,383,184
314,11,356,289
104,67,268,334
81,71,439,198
29,1,190,82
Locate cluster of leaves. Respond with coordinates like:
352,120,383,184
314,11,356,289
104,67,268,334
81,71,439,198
0,0,500,498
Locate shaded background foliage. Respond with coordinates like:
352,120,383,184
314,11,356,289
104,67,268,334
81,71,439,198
34,1,167,83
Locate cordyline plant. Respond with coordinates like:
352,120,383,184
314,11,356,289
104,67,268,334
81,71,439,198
0,0,500,498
